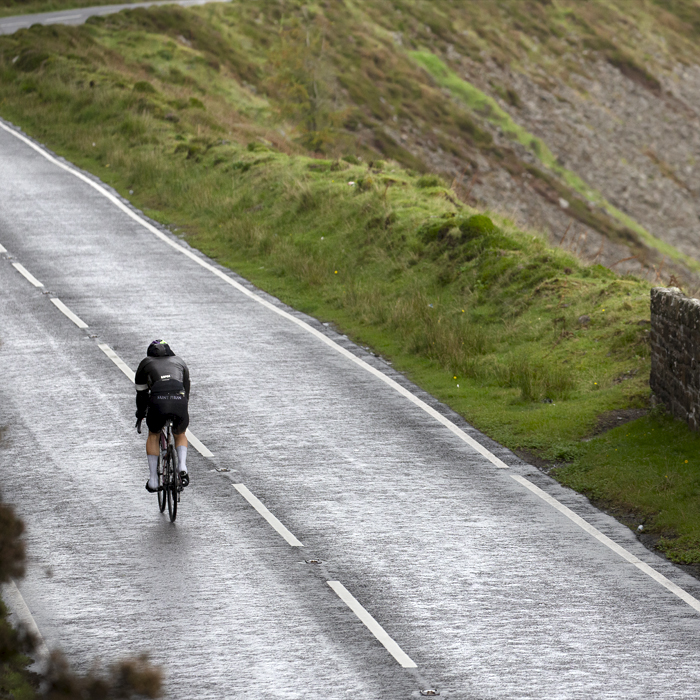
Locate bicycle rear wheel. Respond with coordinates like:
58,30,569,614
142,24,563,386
166,445,177,522
157,453,166,513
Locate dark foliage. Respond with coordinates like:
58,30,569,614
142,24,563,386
43,652,162,700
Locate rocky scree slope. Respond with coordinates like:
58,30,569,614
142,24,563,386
348,0,700,287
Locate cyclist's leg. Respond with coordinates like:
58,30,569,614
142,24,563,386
145,432,160,490
146,431,159,455
174,431,189,485
171,400,190,483
145,400,166,491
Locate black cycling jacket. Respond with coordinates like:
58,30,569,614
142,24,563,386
135,355,190,417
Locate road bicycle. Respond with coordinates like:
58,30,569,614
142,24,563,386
158,419,182,521
137,417,183,522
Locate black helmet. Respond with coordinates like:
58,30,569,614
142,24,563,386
147,339,174,357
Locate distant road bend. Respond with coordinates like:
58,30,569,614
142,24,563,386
0,0,231,34
1,120,700,696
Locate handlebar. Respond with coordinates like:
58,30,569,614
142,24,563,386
136,418,143,434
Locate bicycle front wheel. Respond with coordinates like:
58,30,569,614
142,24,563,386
166,447,177,522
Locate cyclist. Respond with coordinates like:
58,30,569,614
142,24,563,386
134,339,191,493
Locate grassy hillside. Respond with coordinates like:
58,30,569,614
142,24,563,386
6,0,700,276
1,1,700,565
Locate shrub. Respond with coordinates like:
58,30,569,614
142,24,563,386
418,217,455,243
454,113,493,145
0,503,25,582
458,214,498,240
132,80,156,93
416,174,443,188
15,50,49,72
167,67,186,84
498,355,576,401
42,651,163,699
117,115,147,141
606,50,661,94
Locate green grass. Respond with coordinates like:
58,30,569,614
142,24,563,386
559,410,700,564
1,2,700,564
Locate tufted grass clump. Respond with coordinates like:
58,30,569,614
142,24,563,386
498,355,577,402
459,214,499,239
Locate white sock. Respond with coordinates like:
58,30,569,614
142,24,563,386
148,455,159,489
177,446,188,473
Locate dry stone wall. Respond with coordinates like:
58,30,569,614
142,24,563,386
650,287,700,430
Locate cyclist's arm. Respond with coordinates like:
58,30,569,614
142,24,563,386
182,362,190,401
134,359,150,418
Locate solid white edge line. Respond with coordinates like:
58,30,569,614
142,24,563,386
0,243,7,253
50,297,88,329
96,343,213,458
327,581,417,668
2,580,50,665
12,262,44,287
0,120,509,470
232,484,303,547
511,474,700,613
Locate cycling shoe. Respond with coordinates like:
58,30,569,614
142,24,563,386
145,481,162,493
179,471,190,487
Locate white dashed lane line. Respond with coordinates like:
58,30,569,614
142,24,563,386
98,343,135,382
232,484,303,547
327,581,417,668
50,297,88,329
2,252,265,542
12,262,44,287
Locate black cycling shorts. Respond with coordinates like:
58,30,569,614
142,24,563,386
146,393,189,435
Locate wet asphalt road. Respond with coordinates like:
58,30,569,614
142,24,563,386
0,0,230,35
2,121,700,699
